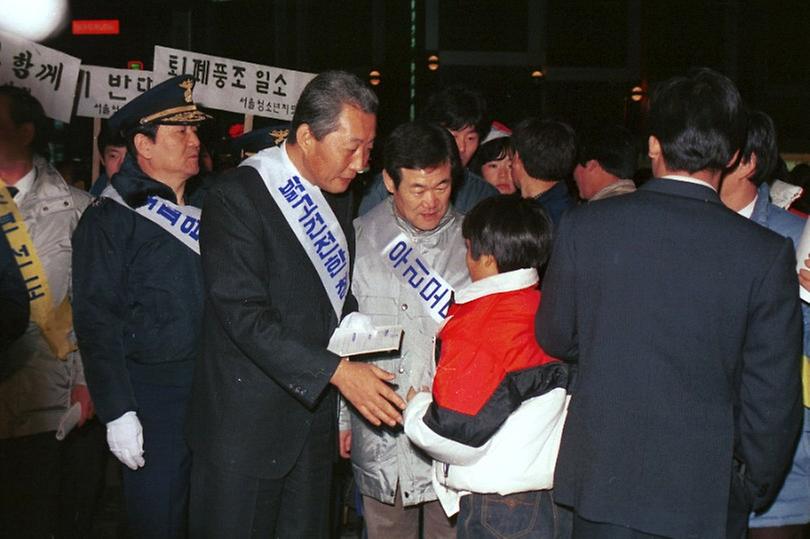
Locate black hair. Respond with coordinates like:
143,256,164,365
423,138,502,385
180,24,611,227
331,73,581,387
383,121,463,189
462,195,553,274
512,118,576,182
469,137,513,177
126,123,159,158
288,70,378,145
0,84,50,156
98,122,127,154
649,67,746,174
420,84,488,139
577,125,638,180
740,110,778,187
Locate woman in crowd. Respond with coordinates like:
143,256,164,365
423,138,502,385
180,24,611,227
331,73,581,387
470,121,517,195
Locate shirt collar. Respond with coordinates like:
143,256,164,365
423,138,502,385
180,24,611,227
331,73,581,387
6,165,36,202
662,174,717,192
455,268,538,304
738,194,757,219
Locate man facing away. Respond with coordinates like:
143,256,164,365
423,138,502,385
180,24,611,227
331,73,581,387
73,75,210,538
511,118,576,225
341,121,471,538
720,110,810,538
187,71,406,538
573,125,638,202
536,68,803,538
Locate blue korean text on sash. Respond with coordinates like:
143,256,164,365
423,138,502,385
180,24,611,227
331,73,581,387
278,175,349,300
143,196,201,242
386,238,453,321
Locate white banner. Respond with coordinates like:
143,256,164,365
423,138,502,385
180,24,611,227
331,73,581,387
153,46,315,121
0,30,81,123
76,66,156,119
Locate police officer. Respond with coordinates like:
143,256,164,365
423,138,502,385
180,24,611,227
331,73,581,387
72,75,210,538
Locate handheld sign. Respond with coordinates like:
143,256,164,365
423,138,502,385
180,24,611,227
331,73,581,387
0,30,81,123
153,46,315,121
76,65,156,119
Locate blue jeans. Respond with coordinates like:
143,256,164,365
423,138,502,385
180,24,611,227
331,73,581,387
458,490,560,538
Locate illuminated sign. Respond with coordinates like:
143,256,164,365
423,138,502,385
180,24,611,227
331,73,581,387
71,19,120,35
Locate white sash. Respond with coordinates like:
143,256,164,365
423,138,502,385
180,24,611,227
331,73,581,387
382,232,454,323
101,185,201,255
241,145,349,320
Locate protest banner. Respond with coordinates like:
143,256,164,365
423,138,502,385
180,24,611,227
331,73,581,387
0,30,81,123
153,46,315,121
76,65,155,119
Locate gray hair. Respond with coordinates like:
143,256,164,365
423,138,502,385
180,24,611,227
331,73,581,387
288,70,378,144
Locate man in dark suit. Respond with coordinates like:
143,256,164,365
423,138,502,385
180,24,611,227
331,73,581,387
536,68,803,538
187,71,406,538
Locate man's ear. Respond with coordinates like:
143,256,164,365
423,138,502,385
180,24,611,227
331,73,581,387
382,170,396,195
738,153,757,180
483,253,498,272
585,159,600,171
133,133,153,159
296,123,314,155
648,135,661,160
725,150,742,170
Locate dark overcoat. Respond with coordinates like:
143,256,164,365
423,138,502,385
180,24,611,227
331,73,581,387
187,164,356,479
536,178,803,538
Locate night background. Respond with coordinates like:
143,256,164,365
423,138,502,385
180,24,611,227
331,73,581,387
28,0,810,166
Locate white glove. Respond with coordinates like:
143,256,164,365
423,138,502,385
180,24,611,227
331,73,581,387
339,312,376,333
106,411,145,470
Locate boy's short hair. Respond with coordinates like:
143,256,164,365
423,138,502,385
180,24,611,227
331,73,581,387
576,125,638,180
98,123,126,154
740,110,778,187
420,84,488,138
512,118,577,182
462,196,553,273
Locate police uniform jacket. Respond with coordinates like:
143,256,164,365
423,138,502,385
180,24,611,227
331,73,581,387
0,156,90,438
72,155,205,424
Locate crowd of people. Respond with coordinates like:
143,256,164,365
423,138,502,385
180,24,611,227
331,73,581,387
0,65,808,539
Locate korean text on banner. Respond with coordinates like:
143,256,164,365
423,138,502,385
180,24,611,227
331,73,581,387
76,66,155,119
0,30,81,123
153,46,316,121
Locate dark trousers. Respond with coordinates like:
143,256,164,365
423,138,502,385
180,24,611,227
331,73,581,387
458,490,560,539
58,418,108,539
189,402,335,538
0,432,61,538
122,382,192,539
0,422,107,539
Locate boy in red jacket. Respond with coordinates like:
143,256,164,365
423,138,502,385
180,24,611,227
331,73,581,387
404,196,572,538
